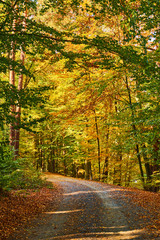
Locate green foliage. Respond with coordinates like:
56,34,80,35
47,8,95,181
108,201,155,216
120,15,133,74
0,149,47,190
0,0,159,192
0,145,18,190
7,168,46,190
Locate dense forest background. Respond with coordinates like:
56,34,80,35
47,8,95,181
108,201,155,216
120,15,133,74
0,0,159,192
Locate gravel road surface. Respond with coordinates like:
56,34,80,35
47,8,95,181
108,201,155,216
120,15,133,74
9,174,159,240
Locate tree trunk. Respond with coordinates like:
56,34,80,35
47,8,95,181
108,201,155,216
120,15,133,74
9,4,27,159
9,8,16,150
102,125,109,180
151,138,160,192
94,110,101,180
14,48,24,158
14,5,27,159
142,144,152,181
48,147,56,173
125,76,145,184
85,118,92,180
34,134,39,170
63,141,68,176
85,159,92,180
55,139,59,173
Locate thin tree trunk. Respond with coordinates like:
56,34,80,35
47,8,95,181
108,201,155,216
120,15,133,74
85,119,92,180
102,125,109,180
151,138,160,192
47,144,54,173
141,144,152,180
63,141,67,176
34,134,39,170
51,147,56,173
40,137,43,170
114,101,123,186
93,110,101,180
9,5,16,149
124,160,128,186
125,76,145,184
85,159,92,180
56,139,59,173
14,6,27,158
14,48,24,158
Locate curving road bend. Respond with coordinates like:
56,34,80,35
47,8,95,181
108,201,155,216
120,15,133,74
9,174,154,240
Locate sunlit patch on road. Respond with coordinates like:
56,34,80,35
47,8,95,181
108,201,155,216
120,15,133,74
45,209,83,214
9,174,158,240
48,229,145,240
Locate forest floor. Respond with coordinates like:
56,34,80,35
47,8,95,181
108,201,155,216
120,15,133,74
0,181,63,239
0,174,160,240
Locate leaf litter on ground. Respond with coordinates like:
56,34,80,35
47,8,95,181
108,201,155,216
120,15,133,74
106,184,160,238
0,177,160,239
0,183,62,240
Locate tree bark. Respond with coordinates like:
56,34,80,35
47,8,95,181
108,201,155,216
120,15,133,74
94,110,101,180
48,147,56,173
85,119,92,180
9,5,16,149
85,159,92,180
102,125,109,180
14,48,24,158
14,6,27,158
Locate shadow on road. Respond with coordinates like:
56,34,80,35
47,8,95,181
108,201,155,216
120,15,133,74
9,175,153,240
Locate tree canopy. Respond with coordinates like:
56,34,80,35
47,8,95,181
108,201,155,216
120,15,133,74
0,0,159,191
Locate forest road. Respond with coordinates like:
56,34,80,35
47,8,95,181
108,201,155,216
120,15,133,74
9,174,154,240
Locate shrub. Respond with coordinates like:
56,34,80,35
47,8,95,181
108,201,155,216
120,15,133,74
0,146,48,191
8,168,46,190
0,145,19,191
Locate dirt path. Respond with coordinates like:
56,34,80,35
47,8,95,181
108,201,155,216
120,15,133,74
9,174,160,240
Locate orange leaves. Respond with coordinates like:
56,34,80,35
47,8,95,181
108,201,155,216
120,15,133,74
0,185,62,239
111,185,160,237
